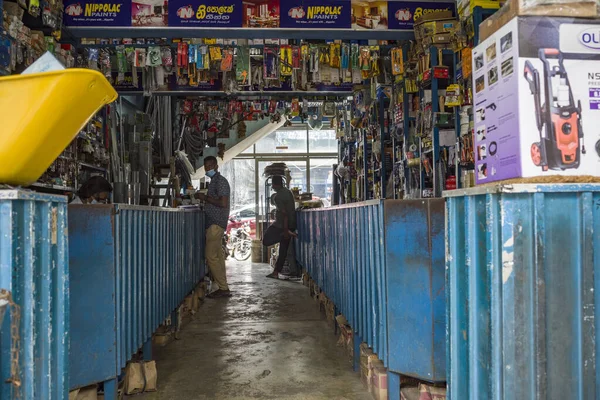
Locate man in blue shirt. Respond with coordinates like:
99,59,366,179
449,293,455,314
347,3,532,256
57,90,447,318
197,156,231,298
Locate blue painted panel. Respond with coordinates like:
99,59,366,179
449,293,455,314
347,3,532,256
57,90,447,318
114,206,205,370
295,201,386,368
68,205,117,389
445,184,600,400
296,199,446,381
69,205,206,389
0,190,69,400
384,199,446,381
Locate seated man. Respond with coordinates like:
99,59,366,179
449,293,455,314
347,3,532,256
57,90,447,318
71,176,113,204
262,176,297,280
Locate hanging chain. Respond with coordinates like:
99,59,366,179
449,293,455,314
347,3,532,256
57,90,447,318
0,289,21,399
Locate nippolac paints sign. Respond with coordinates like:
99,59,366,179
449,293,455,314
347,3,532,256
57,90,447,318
63,0,457,29
63,0,130,25
169,0,242,26
280,0,351,28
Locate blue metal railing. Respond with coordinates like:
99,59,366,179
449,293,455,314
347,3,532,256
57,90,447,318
445,184,600,400
296,198,446,384
0,190,69,400
297,201,387,362
69,205,205,393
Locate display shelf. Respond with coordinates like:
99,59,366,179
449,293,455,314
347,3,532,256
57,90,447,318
117,90,356,97
68,27,416,42
30,183,77,192
417,47,456,198
79,162,108,172
30,109,109,195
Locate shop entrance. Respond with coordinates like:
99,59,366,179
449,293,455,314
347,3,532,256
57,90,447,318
221,124,338,238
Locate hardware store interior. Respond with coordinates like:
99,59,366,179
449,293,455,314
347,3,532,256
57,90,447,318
2,0,600,399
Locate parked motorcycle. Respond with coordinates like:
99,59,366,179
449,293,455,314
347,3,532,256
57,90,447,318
225,221,252,261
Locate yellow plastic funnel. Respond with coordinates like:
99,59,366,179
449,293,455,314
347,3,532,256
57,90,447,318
0,69,118,186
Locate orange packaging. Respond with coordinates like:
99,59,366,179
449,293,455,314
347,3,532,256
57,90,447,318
462,47,472,78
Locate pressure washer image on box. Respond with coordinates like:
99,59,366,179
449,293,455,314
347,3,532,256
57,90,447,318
523,48,585,171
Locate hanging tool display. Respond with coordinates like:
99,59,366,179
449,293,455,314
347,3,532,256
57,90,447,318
4,34,406,94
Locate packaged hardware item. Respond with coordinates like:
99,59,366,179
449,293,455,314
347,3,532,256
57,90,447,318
479,0,598,41
472,16,600,184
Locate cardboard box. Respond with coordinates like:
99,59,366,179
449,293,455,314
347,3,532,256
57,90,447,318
471,16,600,184
414,10,454,24
325,299,335,323
371,367,388,400
336,318,354,362
479,0,597,42
418,383,447,400
417,19,459,38
360,364,373,388
422,34,452,46
153,333,171,346
75,385,98,400
359,343,379,369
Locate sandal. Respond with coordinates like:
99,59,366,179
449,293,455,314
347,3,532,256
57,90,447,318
266,273,279,280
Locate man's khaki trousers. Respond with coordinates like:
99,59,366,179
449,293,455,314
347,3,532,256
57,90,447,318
205,224,229,291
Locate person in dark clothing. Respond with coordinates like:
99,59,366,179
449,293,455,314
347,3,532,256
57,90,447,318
262,176,297,279
71,176,113,204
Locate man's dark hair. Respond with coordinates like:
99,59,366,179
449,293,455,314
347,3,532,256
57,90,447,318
78,176,112,198
272,176,284,186
204,156,218,165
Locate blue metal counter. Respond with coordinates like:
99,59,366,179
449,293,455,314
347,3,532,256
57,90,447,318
296,199,446,394
445,184,600,400
68,204,205,397
0,190,69,400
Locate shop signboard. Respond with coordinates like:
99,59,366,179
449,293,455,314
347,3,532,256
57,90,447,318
64,0,454,31
279,0,351,29
64,0,131,26
168,0,243,27
387,1,455,30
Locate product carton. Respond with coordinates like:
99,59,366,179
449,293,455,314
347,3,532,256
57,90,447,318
359,343,377,368
418,383,447,399
479,0,597,41
371,367,388,400
472,16,600,184
336,315,354,362
415,19,459,40
360,364,373,388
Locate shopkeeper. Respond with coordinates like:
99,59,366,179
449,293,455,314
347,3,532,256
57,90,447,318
71,176,113,204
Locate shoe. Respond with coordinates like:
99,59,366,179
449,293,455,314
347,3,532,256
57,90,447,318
207,289,232,298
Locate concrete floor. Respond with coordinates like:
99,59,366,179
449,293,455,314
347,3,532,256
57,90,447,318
142,261,371,400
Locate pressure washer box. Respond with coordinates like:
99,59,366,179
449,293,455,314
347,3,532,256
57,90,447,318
472,16,600,184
